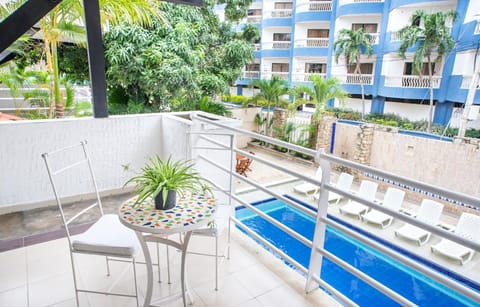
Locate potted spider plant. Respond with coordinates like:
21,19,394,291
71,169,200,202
125,156,211,210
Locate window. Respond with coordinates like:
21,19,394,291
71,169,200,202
274,2,292,9
273,33,291,41
347,63,373,74
305,63,326,73
272,63,289,72
248,9,262,16
404,62,435,75
246,64,260,71
307,29,329,38
352,23,378,33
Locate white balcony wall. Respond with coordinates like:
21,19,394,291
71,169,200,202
387,3,456,32
381,54,404,76
262,0,275,13
383,101,429,122
334,15,381,35
262,27,292,42
0,112,237,213
452,51,478,76
294,22,330,39
466,1,480,22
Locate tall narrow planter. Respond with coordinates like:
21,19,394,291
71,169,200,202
154,190,177,210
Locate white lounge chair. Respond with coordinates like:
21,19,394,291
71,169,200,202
431,212,480,265
313,172,354,205
293,166,322,196
362,187,405,228
394,199,444,246
338,180,378,218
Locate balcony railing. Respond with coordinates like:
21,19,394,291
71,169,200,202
294,38,329,48
367,33,379,44
341,74,374,85
296,1,332,13
241,71,261,79
262,71,289,80
253,43,261,51
292,72,326,82
246,15,262,23
265,9,293,18
390,31,402,41
263,41,291,49
384,75,442,88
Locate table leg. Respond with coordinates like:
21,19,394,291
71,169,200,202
181,231,193,307
135,231,153,307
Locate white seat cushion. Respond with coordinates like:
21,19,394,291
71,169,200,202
72,214,140,258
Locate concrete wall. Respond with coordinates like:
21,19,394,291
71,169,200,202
332,121,480,200
231,107,263,148
0,112,237,214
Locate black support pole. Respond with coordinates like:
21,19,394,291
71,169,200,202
83,0,108,118
0,0,61,53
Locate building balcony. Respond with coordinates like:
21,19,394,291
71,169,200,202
265,9,293,19
339,0,384,5
262,71,289,80
385,75,442,88
262,41,291,50
367,33,379,44
246,15,262,23
294,38,329,48
339,73,374,85
240,71,261,80
292,72,326,82
296,1,332,13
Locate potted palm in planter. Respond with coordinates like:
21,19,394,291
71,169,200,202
125,156,212,210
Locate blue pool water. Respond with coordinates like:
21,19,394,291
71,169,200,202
236,198,479,306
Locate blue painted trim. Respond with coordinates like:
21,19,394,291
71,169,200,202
237,85,242,96
288,0,297,85
433,101,454,126
261,49,290,58
371,96,385,114
330,122,336,154
336,2,383,17
262,17,292,28
325,0,338,78
293,47,328,57
295,11,331,22
390,0,448,10
397,129,453,142
337,119,363,126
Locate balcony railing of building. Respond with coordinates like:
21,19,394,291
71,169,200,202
340,74,374,85
263,41,291,49
294,38,329,48
296,1,332,13
262,71,289,80
253,43,261,51
240,71,261,79
265,9,293,18
292,72,326,82
191,113,480,306
384,75,442,88
247,16,262,23
367,33,379,44
391,27,452,42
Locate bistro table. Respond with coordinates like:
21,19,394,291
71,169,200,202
118,193,216,307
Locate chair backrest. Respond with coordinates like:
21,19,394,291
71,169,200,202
382,187,405,211
336,172,354,191
357,180,378,201
455,213,480,242
416,199,444,225
236,158,250,175
42,140,103,240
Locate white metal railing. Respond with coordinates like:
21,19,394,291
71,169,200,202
191,113,480,306
262,41,291,49
461,76,473,89
294,38,329,48
253,43,261,51
341,74,374,84
241,71,261,79
270,71,289,80
266,9,293,18
390,31,402,41
296,1,332,12
401,75,441,88
292,72,326,82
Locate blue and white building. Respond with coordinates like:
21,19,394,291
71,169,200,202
225,0,480,128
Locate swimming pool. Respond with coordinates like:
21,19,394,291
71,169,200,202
235,197,479,306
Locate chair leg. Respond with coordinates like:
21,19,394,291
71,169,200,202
166,245,171,284
133,257,139,307
156,243,162,283
105,256,111,276
215,235,219,291
69,253,81,306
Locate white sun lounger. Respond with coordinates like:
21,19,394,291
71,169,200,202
293,166,322,196
362,187,405,228
313,172,354,205
394,199,444,246
431,212,480,265
338,180,378,219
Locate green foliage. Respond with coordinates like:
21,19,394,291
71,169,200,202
104,3,253,112
57,44,89,84
240,23,260,43
124,156,212,208
72,101,93,117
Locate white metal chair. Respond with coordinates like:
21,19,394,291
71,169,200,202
42,141,140,306
293,166,322,196
338,180,378,218
431,212,480,265
189,204,233,290
362,187,405,228
314,172,354,204
394,199,444,246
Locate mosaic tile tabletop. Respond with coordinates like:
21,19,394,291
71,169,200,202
118,193,216,234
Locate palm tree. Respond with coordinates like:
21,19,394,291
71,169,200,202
293,75,348,121
250,76,290,136
333,27,373,120
2,0,161,118
398,10,457,133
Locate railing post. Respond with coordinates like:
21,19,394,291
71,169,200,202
305,148,330,292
